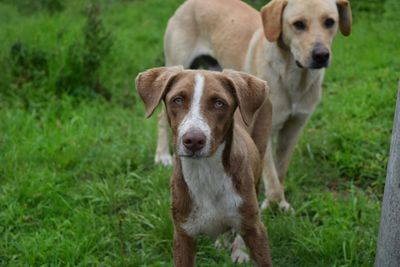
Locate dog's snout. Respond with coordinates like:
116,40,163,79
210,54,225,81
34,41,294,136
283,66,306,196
312,45,330,67
182,130,206,153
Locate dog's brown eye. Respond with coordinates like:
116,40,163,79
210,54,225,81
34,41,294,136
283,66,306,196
214,100,225,109
324,18,335,28
293,20,306,30
173,96,184,105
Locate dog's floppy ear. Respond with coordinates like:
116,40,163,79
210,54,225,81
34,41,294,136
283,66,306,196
223,70,269,126
337,0,352,36
261,0,288,42
135,66,183,118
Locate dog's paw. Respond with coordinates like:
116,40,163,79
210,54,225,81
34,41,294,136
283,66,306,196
260,199,270,210
154,153,173,166
231,248,250,264
279,199,294,213
260,198,294,213
214,239,224,250
231,235,249,264
215,232,233,250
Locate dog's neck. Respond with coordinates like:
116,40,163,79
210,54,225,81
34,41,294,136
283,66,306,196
277,35,289,52
180,143,230,198
179,139,243,237
259,35,324,96
179,121,235,192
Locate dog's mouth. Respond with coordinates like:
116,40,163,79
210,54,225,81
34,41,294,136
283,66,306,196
178,148,209,158
295,60,304,68
296,60,328,70
310,62,329,69
179,153,207,159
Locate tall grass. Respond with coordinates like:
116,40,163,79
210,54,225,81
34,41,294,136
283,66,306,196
0,0,399,266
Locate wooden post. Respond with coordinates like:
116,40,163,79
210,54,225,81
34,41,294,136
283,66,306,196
375,85,400,266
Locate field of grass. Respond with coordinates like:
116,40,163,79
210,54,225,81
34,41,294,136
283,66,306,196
0,0,399,266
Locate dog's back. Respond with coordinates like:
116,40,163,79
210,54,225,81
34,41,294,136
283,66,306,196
164,0,261,70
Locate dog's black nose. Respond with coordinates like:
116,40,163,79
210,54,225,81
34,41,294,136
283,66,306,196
312,45,330,67
182,130,206,153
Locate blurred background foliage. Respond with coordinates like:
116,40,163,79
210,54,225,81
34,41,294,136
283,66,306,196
0,1,114,105
0,0,399,266
0,0,397,190
0,0,396,107
0,0,64,14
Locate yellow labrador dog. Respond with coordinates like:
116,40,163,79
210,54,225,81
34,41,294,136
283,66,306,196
155,0,352,211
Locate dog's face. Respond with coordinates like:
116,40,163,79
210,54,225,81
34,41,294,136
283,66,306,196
136,67,268,158
261,0,352,69
165,72,237,157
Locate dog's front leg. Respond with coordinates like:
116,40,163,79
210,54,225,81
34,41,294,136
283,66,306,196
275,113,309,183
261,139,290,211
231,234,250,263
173,229,196,267
155,107,173,166
242,222,272,267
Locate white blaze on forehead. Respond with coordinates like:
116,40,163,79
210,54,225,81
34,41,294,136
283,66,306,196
192,74,205,115
178,74,211,155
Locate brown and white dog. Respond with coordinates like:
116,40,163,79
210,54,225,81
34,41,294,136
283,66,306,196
136,66,273,266
155,0,352,211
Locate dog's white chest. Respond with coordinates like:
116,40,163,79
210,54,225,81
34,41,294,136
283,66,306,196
180,146,242,238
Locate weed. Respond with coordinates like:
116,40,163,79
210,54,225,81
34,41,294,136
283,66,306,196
0,0,64,15
384,0,400,19
0,42,51,107
351,0,386,14
56,4,113,99
9,42,49,88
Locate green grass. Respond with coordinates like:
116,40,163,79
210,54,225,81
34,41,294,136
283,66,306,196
0,0,399,266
